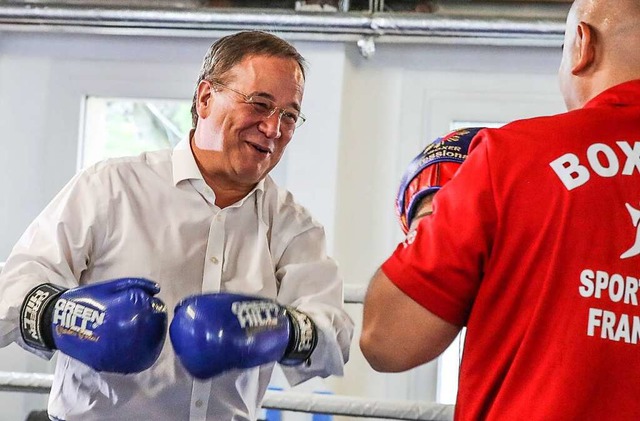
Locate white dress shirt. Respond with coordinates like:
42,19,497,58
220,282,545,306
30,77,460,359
0,138,354,421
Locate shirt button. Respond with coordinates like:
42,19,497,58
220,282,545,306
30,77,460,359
216,215,223,221
195,399,203,408
210,256,219,264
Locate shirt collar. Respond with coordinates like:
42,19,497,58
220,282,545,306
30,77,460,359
584,79,640,109
171,131,267,198
172,132,203,186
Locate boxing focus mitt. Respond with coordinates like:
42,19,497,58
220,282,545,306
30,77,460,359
396,127,483,233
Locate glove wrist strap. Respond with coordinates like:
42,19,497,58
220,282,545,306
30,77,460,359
20,283,66,351
281,307,318,366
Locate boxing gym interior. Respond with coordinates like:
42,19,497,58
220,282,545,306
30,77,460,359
0,0,571,420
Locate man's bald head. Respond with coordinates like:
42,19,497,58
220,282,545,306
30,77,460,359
558,0,640,110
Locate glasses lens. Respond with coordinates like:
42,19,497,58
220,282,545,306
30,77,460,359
294,114,306,128
248,97,274,116
247,97,305,129
280,111,300,128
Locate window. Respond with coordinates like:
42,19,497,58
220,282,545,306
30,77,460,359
79,97,192,169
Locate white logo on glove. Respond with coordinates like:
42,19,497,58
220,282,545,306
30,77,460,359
232,301,280,329
23,290,51,340
293,312,314,352
52,299,105,341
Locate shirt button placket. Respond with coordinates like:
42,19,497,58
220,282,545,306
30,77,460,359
189,380,210,421
203,211,225,292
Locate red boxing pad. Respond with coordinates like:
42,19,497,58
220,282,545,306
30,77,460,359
396,127,483,233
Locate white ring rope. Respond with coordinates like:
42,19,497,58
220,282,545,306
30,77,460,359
344,283,367,304
0,371,53,395
0,371,454,420
261,390,454,420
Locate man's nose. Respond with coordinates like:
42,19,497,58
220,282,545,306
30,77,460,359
258,111,282,139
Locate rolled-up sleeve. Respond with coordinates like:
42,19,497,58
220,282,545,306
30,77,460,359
274,224,354,385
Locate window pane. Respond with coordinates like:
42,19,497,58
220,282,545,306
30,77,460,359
80,97,191,169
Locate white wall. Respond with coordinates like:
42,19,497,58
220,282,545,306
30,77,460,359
0,31,565,420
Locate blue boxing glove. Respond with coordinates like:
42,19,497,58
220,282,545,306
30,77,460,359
170,293,318,379
20,278,167,374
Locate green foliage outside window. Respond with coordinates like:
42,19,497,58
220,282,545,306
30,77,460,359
82,97,192,168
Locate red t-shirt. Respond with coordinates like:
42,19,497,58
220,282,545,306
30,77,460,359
383,80,640,420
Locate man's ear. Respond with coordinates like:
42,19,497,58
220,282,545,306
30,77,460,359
572,21,596,75
195,80,214,119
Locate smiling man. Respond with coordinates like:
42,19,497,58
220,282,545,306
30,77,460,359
0,31,353,421
190,44,306,208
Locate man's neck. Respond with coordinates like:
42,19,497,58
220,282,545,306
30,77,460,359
189,134,255,208
207,179,253,209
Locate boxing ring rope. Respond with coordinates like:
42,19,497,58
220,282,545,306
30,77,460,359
344,283,368,304
0,261,454,420
0,371,454,420
261,391,454,420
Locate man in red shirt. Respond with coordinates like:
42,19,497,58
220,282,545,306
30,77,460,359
360,0,640,419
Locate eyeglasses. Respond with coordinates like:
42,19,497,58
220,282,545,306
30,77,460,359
208,80,306,129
